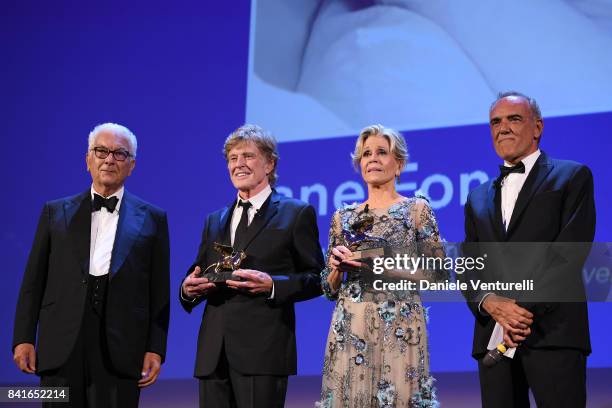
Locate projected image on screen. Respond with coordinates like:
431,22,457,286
246,0,612,142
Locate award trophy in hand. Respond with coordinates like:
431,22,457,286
199,242,246,283
341,206,390,280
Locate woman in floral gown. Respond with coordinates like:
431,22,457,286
317,125,447,408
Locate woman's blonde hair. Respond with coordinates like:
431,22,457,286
351,124,408,172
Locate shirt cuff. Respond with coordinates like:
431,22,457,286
478,292,494,316
267,281,275,300
180,286,199,303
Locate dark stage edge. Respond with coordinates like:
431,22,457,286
2,368,611,407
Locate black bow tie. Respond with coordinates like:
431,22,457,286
499,162,526,178
92,194,119,213
496,162,525,187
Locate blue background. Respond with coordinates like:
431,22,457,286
2,1,610,383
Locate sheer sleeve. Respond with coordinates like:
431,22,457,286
413,198,448,282
384,198,448,283
321,210,343,300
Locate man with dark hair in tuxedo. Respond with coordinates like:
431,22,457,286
180,124,324,408
463,92,595,407
13,123,170,407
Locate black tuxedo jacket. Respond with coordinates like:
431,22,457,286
180,191,324,377
13,190,170,379
463,152,595,357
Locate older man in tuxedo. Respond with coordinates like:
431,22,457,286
180,124,324,408
13,123,170,407
463,92,596,407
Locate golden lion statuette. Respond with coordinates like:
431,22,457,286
198,242,247,283
342,211,388,261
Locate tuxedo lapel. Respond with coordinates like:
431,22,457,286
110,191,145,276
65,190,92,275
240,192,279,252
506,153,554,236
218,199,236,246
487,181,506,241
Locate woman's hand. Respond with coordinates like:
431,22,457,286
327,245,362,291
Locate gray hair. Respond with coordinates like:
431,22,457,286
88,123,138,157
351,124,408,171
223,124,279,185
490,91,542,120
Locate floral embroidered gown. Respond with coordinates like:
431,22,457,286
317,198,447,408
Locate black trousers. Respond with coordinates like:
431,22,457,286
40,276,140,408
478,346,587,408
198,344,288,408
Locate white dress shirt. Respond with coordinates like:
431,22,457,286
181,185,275,302
500,150,541,230
231,185,275,299
89,186,123,276
230,184,272,246
483,149,541,358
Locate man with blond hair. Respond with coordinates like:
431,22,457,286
180,124,323,408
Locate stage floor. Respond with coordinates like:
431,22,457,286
138,368,612,408
3,368,610,407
